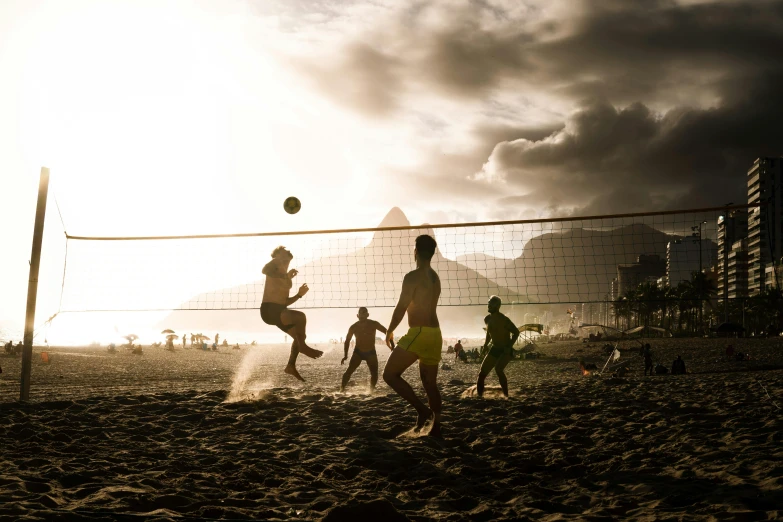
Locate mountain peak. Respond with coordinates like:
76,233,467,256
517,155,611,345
378,207,410,228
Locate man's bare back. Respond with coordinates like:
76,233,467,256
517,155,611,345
383,234,443,436
403,267,441,329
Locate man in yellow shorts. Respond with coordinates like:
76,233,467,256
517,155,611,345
384,234,443,437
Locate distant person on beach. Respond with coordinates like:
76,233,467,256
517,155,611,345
671,355,686,375
215,333,220,346
340,307,387,391
454,340,468,363
476,296,520,398
643,344,653,376
260,245,323,381
182,334,187,348
384,234,443,437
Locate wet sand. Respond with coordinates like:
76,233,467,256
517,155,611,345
1,339,782,520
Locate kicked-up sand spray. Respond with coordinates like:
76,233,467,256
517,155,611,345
225,347,273,403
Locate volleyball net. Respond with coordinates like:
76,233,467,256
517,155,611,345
46,204,761,315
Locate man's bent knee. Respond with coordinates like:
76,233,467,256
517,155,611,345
382,368,398,384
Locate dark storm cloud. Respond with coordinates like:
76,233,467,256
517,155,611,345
292,0,783,215
303,0,783,111
482,70,783,214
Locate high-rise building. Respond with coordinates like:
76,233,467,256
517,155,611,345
747,157,783,295
717,209,748,299
666,237,718,287
727,239,750,298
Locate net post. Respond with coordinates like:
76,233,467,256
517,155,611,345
20,167,50,402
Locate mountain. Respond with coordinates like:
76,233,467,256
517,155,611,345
377,207,410,228
455,253,508,281
502,223,681,303
161,208,527,337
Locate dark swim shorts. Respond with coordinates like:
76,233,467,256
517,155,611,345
351,349,377,362
260,303,295,332
488,343,514,359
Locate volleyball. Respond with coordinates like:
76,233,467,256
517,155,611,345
283,196,301,214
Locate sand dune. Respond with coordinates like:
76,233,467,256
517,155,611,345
1,339,781,520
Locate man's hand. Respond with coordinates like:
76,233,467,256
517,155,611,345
287,269,298,279
385,330,395,350
298,283,309,297
341,356,347,365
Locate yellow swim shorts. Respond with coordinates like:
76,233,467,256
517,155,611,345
396,327,443,366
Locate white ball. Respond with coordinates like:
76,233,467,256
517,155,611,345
283,196,301,214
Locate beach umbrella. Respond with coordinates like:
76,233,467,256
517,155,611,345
519,324,544,333
166,334,179,340
123,334,138,342
161,329,175,334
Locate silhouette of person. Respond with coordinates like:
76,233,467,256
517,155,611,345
477,296,520,397
260,246,323,381
671,355,686,375
383,235,443,437
340,307,387,391
643,344,653,376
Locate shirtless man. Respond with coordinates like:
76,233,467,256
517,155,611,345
477,296,519,398
340,307,388,391
384,234,443,437
260,246,323,381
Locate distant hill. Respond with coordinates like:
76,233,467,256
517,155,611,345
161,208,527,336
455,253,509,281
501,223,682,303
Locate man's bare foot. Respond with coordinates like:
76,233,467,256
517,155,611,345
298,345,323,359
414,409,433,432
284,364,305,382
428,422,443,439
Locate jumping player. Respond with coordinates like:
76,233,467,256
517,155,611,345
384,234,443,437
340,307,388,391
260,246,322,381
477,296,519,398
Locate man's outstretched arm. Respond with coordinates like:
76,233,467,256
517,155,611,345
509,319,520,346
373,321,388,335
342,326,354,364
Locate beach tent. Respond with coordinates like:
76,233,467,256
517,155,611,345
623,325,673,338
578,324,623,341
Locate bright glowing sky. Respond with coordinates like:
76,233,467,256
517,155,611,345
2,0,782,339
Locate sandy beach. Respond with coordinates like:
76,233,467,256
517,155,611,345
1,338,782,520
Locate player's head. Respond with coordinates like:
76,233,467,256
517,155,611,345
488,295,502,312
271,246,293,262
414,235,437,262
357,306,369,320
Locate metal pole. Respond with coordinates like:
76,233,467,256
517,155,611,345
20,167,50,402
699,220,707,334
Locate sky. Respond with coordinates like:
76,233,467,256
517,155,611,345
2,0,783,340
